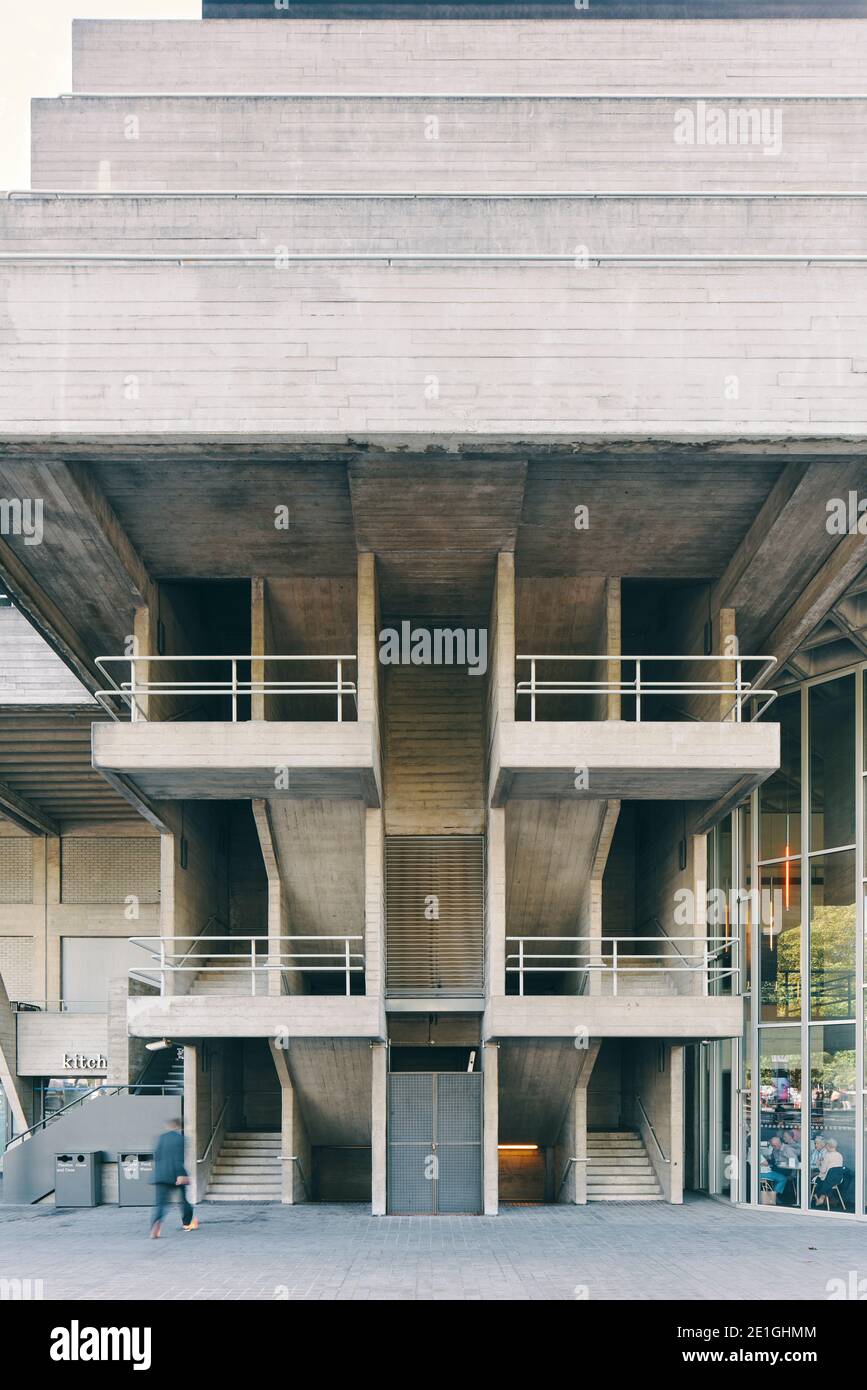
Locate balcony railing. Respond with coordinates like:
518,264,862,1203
516,654,777,722
130,934,365,997
94,654,357,722
505,934,739,997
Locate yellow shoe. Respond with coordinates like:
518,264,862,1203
183,1217,198,1231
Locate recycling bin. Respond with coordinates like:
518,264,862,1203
55,1151,101,1207
118,1152,155,1206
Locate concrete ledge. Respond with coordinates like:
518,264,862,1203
485,993,745,1039
490,718,779,803
92,720,382,805
127,993,386,1039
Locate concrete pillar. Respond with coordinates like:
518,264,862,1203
669,1044,685,1205
364,808,384,999
184,1043,199,1202
106,975,130,1086
604,576,622,721
270,1040,311,1204
371,1040,387,1215
556,1039,600,1204
485,807,506,997
483,1041,499,1215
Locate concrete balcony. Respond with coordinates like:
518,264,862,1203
486,992,745,1041
90,654,381,803
127,936,384,1040
490,654,780,806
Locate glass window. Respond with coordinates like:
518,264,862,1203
739,801,752,994
757,1027,802,1207
760,692,801,861
759,860,801,1021
809,851,855,1020
809,1023,856,1211
810,675,855,852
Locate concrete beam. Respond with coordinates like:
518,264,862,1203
0,778,59,838
486,994,744,1041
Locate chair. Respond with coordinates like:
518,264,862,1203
813,1167,849,1211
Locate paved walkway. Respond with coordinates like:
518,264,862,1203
0,1195,863,1300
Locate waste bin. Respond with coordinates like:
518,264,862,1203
55,1151,101,1208
118,1152,155,1206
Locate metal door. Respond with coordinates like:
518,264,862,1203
387,1072,482,1214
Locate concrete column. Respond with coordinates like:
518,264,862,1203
159,830,176,997
669,1044,685,1205
483,1041,499,1215
604,576,622,721
371,1040,387,1215
270,1040,311,1204
364,807,384,1000
106,975,130,1086
556,1039,600,1204
485,807,506,997
250,576,268,723
184,1043,199,1203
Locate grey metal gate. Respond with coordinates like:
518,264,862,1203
387,1072,482,1214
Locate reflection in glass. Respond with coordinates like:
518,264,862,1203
760,861,801,1021
810,675,855,852
760,692,801,861
740,801,752,993
809,1023,856,1211
809,851,855,1020
758,1027,802,1207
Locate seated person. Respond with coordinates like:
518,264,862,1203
782,1128,801,1158
810,1135,827,1171
759,1143,790,1197
769,1134,798,1169
812,1138,845,1205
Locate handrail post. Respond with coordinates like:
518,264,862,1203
231,657,238,722
613,938,618,996
518,938,524,996
130,656,137,724
337,658,343,723
635,659,641,723
736,656,742,723
703,937,709,996
530,659,536,723
160,939,166,997
251,937,257,997
345,938,351,996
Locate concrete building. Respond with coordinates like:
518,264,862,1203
0,2,865,1220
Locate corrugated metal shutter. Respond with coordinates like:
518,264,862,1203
385,835,484,996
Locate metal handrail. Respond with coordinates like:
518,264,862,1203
130,934,365,998
557,1155,589,1195
94,653,358,723
515,652,777,723
4,1084,178,1152
505,933,739,997
197,1097,230,1167
635,1093,670,1166
644,914,691,968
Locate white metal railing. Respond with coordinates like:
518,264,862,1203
94,654,357,723
129,935,364,997
505,934,739,997
516,653,777,722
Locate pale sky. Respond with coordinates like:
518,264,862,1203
0,1,199,189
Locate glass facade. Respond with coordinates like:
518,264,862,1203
710,665,865,1218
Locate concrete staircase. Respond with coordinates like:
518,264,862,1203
190,956,250,996
587,1130,663,1201
599,955,679,997
206,1131,282,1201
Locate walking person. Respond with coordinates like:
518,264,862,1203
150,1116,198,1237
